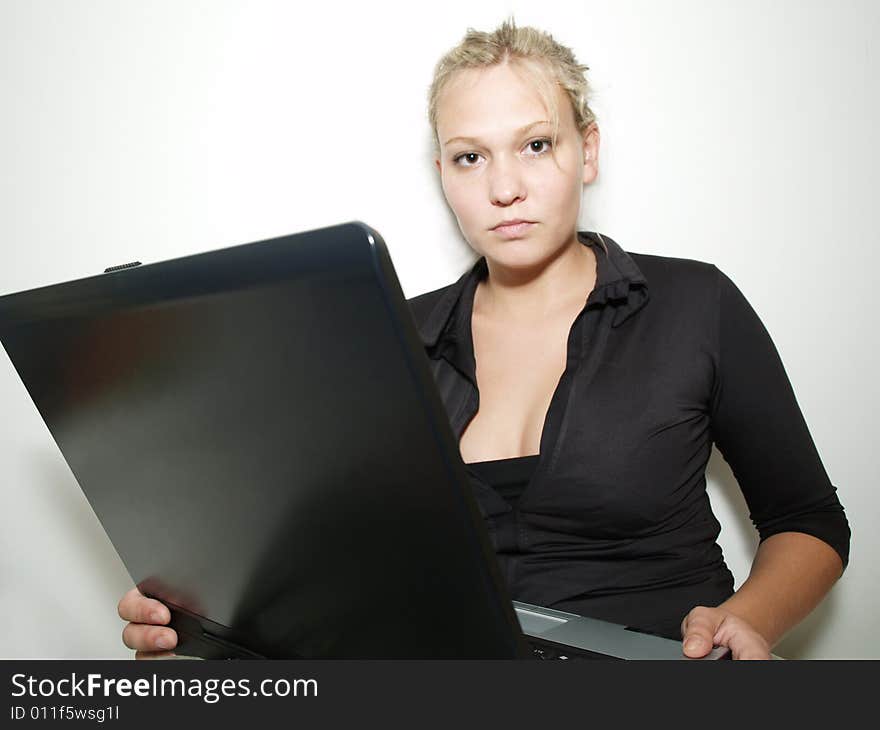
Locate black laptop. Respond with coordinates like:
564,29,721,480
0,222,727,660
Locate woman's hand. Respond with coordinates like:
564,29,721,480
680,605,771,660
117,587,178,659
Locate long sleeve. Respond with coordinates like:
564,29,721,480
709,267,850,569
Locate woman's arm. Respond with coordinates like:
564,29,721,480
681,531,844,659
685,268,850,659
718,531,843,646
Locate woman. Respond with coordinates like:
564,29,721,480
118,19,849,660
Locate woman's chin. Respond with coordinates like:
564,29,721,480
482,243,557,272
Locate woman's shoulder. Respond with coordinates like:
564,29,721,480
406,281,459,337
405,257,481,334
407,283,454,317
628,250,720,285
626,250,731,307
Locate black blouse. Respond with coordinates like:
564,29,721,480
407,231,850,641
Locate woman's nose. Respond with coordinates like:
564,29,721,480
488,157,526,206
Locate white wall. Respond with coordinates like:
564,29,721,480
1,0,876,659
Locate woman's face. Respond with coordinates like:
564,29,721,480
434,61,599,271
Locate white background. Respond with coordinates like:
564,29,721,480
1,0,877,658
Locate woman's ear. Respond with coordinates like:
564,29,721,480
581,122,600,184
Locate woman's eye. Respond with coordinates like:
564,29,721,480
525,138,552,155
454,152,482,167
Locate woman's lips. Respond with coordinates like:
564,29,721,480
491,221,535,239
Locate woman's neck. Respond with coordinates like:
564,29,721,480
475,238,598,324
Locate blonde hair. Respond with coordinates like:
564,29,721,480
427,17,596,156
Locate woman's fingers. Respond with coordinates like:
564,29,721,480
117,586,179,659
713,620,771,660
121,622,178,653
681,606,721,658
134,650,177,660
117,587,170,625
729,643,772,660
681,604,772,660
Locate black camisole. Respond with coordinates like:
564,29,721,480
465,454,540,508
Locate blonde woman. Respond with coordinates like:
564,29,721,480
118,19,849,660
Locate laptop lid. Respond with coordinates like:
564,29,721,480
0,221,531,659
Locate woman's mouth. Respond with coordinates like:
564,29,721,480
491,220,535,238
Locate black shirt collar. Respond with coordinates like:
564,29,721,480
416,231,650,353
